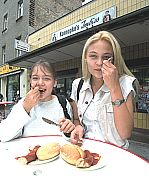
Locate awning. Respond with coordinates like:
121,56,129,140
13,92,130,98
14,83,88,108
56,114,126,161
0,70,23,78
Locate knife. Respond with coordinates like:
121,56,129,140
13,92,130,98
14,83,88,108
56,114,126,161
42,117,72,138
42,117,60,127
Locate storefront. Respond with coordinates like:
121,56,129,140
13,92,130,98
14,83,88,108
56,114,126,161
7,4,149,130
55,68,78,97
0,64,22,102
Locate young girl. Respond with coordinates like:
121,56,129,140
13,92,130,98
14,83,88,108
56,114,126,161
70,31,139,148
0,60,75,142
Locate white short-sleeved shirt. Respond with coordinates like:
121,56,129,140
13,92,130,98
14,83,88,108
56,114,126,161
70,75,136,148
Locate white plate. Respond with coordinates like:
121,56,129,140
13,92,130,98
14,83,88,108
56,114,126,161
28,155,59,165
76,156,106,171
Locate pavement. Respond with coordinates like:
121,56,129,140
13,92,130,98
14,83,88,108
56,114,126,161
128,129,149,161
128,140,149,161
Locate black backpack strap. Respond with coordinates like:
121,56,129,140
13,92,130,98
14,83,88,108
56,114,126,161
77,78,84,101
56,94,72,138
56,94,71,120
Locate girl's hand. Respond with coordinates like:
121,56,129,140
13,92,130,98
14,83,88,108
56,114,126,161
102,60,119,91
70,125,84,145
59,118,75,133
23,87,40,113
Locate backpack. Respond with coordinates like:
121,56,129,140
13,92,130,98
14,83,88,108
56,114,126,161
56,94,71,120
56,94,72,137
56,78,84,120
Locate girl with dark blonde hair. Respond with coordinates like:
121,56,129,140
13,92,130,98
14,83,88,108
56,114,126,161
0,60,75,142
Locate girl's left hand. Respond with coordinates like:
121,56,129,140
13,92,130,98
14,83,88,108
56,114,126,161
59,118,75,133
102,60,119,91
70,125,84,145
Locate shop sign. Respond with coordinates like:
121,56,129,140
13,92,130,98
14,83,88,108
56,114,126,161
0,64,21,75
15,39,30,52
51,6,116,42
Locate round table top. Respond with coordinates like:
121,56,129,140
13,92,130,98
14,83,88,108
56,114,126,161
0,135,149,180
0,101,14,105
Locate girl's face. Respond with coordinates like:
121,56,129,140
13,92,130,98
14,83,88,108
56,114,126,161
30,66,56,101
86,40,113,80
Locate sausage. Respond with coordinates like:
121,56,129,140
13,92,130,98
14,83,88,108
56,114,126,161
15,145,41,165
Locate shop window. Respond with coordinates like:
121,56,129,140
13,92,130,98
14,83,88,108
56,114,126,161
131,68,149,113
6,74,20,102
55,68,78,98
56,76,76,98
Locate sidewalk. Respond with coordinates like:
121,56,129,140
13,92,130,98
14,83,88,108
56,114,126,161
131,128,149,144
128,128,149,161
128,140,149,161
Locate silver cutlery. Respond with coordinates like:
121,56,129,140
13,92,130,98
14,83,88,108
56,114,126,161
42,117,60,127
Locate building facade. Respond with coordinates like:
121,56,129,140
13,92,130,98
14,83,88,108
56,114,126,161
1,0,149,130
0,0,82,101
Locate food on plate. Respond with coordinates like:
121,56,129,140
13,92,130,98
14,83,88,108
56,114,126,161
15,142,60,164
76,150,94,168
60,144,101,168
15,142,101,167
36,142,60,160
15,145,41,165
91,152,101,165
60,144,86,165
76,150,101,168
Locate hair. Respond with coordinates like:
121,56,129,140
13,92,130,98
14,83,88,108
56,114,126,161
82,30,139,107
82,30,134,79
30,59,56,80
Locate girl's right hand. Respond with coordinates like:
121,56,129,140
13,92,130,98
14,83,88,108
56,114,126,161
22,87,40,113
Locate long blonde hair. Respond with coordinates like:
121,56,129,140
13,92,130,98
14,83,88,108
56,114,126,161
82,30,134,79
82,31,139,102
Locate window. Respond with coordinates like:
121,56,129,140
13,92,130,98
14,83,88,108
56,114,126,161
2,13,8,32
15,36,22,57
17,0,23,19
7,74,20,102
56,68,78,97
2,45,6,63
132,67,149,113
15,47,22,57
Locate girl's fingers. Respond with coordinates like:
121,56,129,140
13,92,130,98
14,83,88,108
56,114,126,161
60,119,75,133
